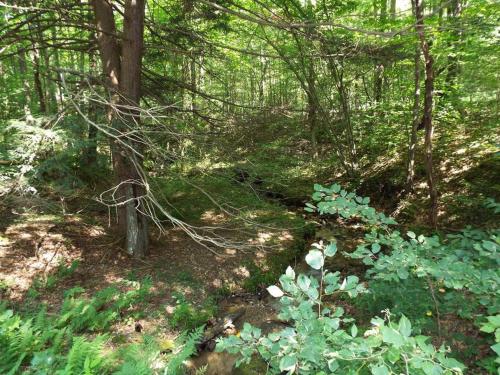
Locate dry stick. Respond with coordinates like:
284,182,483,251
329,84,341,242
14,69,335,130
62,71,309,257
427,277,442,340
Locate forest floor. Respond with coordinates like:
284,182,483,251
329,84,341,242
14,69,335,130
0,187,494,373
0,192,310,374
0,117,498,373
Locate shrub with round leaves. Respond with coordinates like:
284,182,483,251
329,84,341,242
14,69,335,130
216,241,464,374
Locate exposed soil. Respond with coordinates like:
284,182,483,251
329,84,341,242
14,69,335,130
0,193,300,373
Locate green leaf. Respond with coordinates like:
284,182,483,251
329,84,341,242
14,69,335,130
396,268,409,279
331,184,341,193
285,266,295,280
327,359,339,372
351,324,358,337
371,364,390,375
398,315,412,337
407,231,416,239
371,243,381,254
297,274,311,291
279,355,297,372
491,342,500,356
381,326,405,347
482,240,496,251
386,346,400,363
324,242,337,257
305,250,324,270
421,362,442,375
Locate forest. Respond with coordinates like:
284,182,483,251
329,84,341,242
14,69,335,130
0,0,498,374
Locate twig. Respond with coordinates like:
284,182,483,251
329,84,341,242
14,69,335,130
427,277,442,339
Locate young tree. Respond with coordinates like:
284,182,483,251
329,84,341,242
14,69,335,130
414,0,438,226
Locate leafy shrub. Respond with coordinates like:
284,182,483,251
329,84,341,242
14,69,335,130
306,183,500,367
217,240,464,374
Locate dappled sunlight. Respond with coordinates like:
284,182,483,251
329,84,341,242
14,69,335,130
0,0,497,371
201,209,227,224
232,265,250,278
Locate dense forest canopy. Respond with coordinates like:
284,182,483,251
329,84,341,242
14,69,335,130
0,0,498,374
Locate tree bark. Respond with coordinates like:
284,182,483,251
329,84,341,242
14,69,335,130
120,0,148,258
414,0,438,226
31,47,46,114
406,46,421,191
17,48,34,123
92,0,148,257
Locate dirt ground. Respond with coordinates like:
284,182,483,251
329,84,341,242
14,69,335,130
0,194,303,374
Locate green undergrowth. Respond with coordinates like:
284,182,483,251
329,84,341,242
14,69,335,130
152,267,220,331
156,171,305,225
0,276,202,374
155,170,317,293
243,224,315,292
217,182,499,374
169,292,218,331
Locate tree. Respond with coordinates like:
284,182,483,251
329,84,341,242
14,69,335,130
414,0,438,226
92,0,148,257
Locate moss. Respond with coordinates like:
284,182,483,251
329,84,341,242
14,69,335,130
234,356,269,375
243,226,314,292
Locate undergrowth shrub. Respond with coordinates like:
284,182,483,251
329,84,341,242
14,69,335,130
0,277,202,374
169,292,217,330
217,240,464,374
217,183,500,374
1,116,109,196
308,184,500,370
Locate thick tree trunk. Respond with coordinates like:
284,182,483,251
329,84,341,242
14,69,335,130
120,0,148,258
414,0,438,226
92,0,148,257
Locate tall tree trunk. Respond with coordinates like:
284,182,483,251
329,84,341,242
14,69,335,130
373,62,384,103
190,53,197,111
406,46,421,191
120,0,148,258
31,47,46,114
82,48,99,175
92,0,148,257
414,0,438,226
444,0,462,112
380,0,387,23
335,65,358,175
390,0,396,20
18,48,34,123
51,27,64,111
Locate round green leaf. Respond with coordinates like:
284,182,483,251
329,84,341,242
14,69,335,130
305,250,324,270
279,355,297,372
324,242,337,257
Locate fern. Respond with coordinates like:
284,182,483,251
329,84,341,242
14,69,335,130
0,277,154,374
60,335,109,375
164,326,204,375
